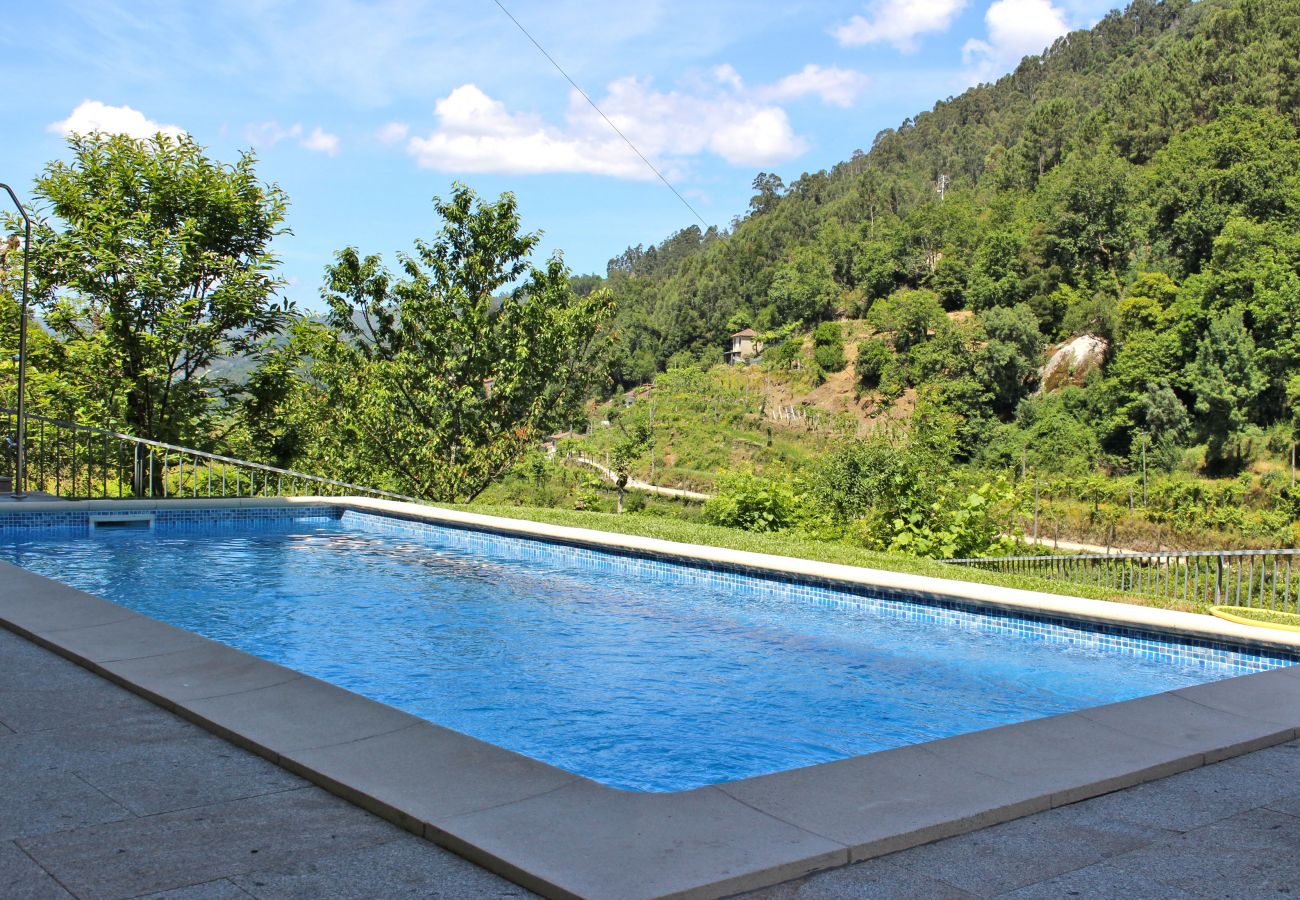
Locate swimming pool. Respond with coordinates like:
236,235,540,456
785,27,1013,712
2,505,1295,792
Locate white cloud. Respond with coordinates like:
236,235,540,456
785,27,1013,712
245,120,303,147
713,64,745,92
375,121,410,144
406,77,812,179
301,127,340,156
833,0,967,52
245,121,341,155
48,100,185,140
759,65,871,108
963,0,1071,82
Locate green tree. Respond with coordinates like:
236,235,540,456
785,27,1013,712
30,132,291,445
767,246,837,326
1186,308,1262,467
609,423,653,514
292,184,614,502
855,338,892,390
811,321,846,373
1149,106,1300,274
977,304,1045,414
868,288,945,354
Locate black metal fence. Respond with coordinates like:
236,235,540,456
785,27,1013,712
944,549,1300,612
1,408,419,504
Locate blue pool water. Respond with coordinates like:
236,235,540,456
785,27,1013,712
2,509,1294,791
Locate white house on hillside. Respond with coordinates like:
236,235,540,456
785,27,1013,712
726,328,762,364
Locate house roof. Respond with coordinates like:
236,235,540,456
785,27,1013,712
731,328,758,338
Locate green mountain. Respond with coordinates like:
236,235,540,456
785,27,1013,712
596,0,1300,474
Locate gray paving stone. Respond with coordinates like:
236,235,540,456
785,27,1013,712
0,630,102,691
994,861,1196,899
0,840,73,899
1265,793,1300,818
134,879,253,899
1102,808,1300,897
0,769,133,842
892,802,1161,895
1220,738,1300,776
79,733,305,817
0,718,13,735
742,856,975,899
17,788,399,900
229,836,533,899
0,680,159,733
1063,755,1300,834
0,705,303,817
0,711,200,780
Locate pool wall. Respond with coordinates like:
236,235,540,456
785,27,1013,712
3,495,1300,899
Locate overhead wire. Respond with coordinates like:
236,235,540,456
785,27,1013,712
487,0,711,229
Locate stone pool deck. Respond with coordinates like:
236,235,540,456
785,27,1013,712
5,497,1300,897
4,625,1300,899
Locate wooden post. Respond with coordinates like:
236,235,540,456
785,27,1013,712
1033,477,1040,543
1141,434,1148,506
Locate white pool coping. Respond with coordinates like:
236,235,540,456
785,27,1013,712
3,496,1300,899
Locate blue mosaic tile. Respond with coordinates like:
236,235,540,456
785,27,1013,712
1,503,1295,677
340,509,1300,677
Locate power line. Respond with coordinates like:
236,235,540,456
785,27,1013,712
487,0,710,230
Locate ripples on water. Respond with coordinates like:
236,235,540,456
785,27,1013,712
0,522,1253,791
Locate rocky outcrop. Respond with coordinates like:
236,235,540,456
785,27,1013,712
1039,334,1108,393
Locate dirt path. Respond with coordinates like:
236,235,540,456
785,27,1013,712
564,454,711,502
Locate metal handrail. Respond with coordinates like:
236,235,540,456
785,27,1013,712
1,407,421,504
0,183,32,500
948,548,1300,563
944,547,1300,612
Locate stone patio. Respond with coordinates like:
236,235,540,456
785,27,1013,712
4,626,1300,898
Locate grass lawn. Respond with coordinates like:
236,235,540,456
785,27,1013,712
461,503,1204,614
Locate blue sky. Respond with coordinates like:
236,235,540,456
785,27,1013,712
2,0,1122,308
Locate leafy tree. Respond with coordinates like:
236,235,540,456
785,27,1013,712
766,246,837,326
290,184,614,501
811,321,846,373
749,173,786,215
1186,307,1263,467
977,304,1044,414
967,230,1028,310
609,422,653,514
1149,106,1300,274
850,238,906,310
868,288,945,354
30,132,291,445
855,338,892,390
1040,149,1137,290
1136,382,1192,471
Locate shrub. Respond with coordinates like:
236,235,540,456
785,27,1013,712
704,471,796,532
855,338,892,390
812,321,846,373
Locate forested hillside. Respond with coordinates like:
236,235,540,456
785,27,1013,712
593,0,1300,477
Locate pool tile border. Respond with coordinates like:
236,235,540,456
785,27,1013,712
2,496,1300,899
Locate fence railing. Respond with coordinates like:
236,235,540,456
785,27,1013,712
944,548,1300,613
1,408,421,504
